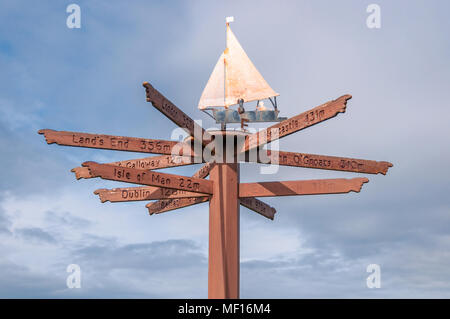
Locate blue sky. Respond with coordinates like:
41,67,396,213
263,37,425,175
0,0,449,298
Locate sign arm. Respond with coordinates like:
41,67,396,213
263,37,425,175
248,150,393,175
241,94,351,152
239,197,276,220
71,154,195,180
146,197,210,215
38,129,200,157
82,161,213,194
94,186,208,202
239,177,369,197
142,82,212,145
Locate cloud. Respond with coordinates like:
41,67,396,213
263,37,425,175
68,239,208,298
0,260,65,298
14,227,56,244
0,208,12,235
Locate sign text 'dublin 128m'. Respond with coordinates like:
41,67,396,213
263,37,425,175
94,186,208,202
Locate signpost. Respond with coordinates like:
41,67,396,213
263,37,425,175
38,81,392,299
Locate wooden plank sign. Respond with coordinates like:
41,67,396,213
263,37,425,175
71,154,195,179
82,161,213,194
239,177,369,198
251,150,393,175
241,95,351,152
146,197,209,215
193,162,213,179
38,129,198,157
239,197,276,220
94,186,207,202
143,82,212,144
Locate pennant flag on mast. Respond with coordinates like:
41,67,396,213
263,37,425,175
198,18,279,110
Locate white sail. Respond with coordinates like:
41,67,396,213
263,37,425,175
198,23,278,110
198,53,226,109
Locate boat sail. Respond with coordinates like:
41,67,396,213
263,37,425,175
198,19,279,110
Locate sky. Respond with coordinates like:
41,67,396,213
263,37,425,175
0,0,449,298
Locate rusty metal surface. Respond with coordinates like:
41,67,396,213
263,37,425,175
146,197,209,215
71,154,195,180
82,161,213,194
239,177,369,197
249,150,393,175
143,82,211,144
239,197,276,220
38,129,197,156
94,187,208,203
241,95,351,152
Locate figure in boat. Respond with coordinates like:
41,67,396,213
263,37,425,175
198,17,286,130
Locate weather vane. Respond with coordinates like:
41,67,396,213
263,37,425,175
199,16,285,131
38,17,392,299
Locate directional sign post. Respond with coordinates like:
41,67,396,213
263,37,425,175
38,82,392,299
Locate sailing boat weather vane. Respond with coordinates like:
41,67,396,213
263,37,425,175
38,17,393,299
199,16,285,130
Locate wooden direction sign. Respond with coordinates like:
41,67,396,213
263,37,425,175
94,186,207,202
147,197,210,215
145,194,277,219
143,82,212,145
239,178,368,198
38,129,199,157
248,150,393,175
71,154,194,179
241,95,352,152
38,80,392,299
239,197,276,220
83,161,213,194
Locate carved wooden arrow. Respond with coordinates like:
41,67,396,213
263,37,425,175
247,150,393,175
143,82,212,145
239,177,369,197
82,161,213,194
239,197,276,220
241,95,351,152
147,197,210,215
71,154,195,179
94,186,207,202
38,129,199,157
